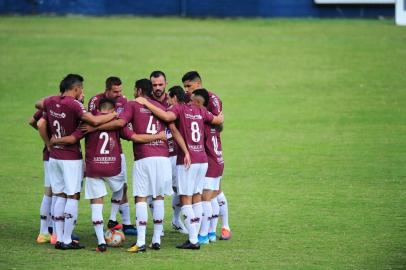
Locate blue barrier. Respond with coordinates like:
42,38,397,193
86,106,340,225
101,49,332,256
0,0,394,17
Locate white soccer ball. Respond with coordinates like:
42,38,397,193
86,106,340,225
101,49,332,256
104,229,125,247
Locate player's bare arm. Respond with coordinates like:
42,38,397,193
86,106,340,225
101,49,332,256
80,118,126,134
211,111,224,125
169,122,191,168
28,117,38,130
135,97,176,122
37,118,52,151
130,131,166,143
50,135,78,146
81,111,118,127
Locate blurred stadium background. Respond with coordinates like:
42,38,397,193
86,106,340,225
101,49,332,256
0,0,398,18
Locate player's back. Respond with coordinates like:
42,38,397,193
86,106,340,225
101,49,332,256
43,95,86,160
170,103,214,165
124,99,169,160
85,117,121,178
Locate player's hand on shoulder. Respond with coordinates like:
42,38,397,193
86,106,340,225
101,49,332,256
135,97,147,105
80,123,95,134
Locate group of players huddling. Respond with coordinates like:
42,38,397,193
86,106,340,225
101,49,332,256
29,71,231,252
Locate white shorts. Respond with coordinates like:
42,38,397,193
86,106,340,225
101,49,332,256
49,158,83,196
177,163,208,196
204,177,221,191
43,161,51,188
169,155,177,187
132,156,173,198
120,154,128,184
85,172,125,200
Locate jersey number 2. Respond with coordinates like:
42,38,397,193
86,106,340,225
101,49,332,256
99,132,110,154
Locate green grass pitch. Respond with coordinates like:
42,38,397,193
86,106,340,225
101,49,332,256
0,16,405,269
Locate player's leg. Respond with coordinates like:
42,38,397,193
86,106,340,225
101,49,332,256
37,160,53,243
217,186,231,240
199,179,216,245
86,176,109,252
50,193,57,244
60,160,84,249
151,196,164,249
48,158,67,248
118,154,136,234
208,179,221,242
176,164,200,249
127,159,148,253
150,157,172,249
192,163,208,238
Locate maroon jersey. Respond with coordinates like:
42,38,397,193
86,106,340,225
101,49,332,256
205,124,224,178
207,91,222,116
33,110,50,161
119,99,169,161
88,93,127,115
169,103,214,165
88,93,127,154
152,93,177,157
85,113,122,178
42,95,86,160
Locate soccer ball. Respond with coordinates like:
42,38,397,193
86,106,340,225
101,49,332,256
104,229,125,247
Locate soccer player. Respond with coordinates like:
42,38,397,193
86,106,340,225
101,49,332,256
134,85,224,250
37,74,117,250
88,76,136,235
182,71,231,240
150,71,186,234
190,89,225,244
29,109,53,244
50,98,164,252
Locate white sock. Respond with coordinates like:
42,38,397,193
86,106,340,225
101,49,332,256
119,203,131,225
91,204,105,245
109,201,120,222
209,196,220,234
40,195,52,234
192,202,203,234
217,192,230,230
54,197,66,242
51,195,57,234
200,201,212,237
63,198,79,245
181,205,198,244
135,202,148,247
172,193,181,226
152,200,164,244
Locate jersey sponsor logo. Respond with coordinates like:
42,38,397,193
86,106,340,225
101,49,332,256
140,107,151,114
188,144,204,152
185,113,202,120
49,110,66,118
93,156,117,163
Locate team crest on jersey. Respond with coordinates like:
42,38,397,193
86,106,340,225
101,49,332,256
116,107,124,114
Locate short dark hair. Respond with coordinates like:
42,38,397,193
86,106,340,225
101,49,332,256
99,98,116,111
182,71,201,83
150,70,166,81
168,86,186,103
135,79,153,97
192,88,209,107
60,74,84,93
105,76,122,90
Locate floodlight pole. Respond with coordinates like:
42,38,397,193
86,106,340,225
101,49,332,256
395,0,406,25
